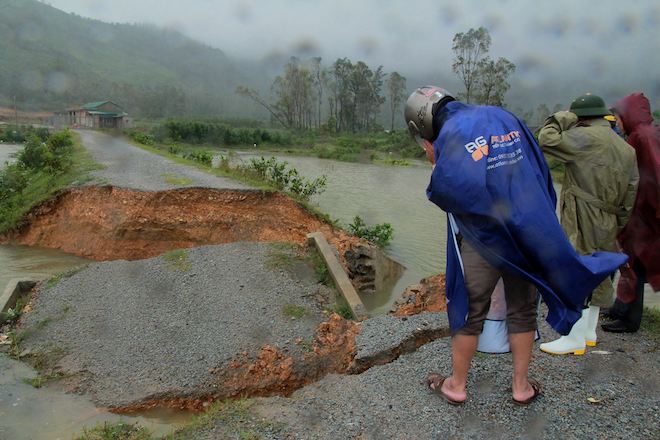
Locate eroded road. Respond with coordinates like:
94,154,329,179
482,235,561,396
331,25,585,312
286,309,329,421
78,130,248,191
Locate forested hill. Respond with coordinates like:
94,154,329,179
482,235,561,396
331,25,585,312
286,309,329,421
0,0,263,118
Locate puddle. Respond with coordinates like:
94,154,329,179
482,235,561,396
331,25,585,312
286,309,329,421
0,353,193,439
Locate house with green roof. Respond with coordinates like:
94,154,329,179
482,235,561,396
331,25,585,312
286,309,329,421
59,101,129,129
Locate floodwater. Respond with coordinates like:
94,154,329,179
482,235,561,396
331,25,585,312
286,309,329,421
0,144,22,166
0,353,191,440
233,153,448,314
0,244,89,294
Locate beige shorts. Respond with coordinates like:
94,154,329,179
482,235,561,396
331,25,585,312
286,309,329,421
455,237,538,336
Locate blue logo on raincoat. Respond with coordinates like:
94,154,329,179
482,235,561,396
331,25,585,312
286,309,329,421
427,102,627,335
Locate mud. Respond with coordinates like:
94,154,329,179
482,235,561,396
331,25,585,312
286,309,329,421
1,185,356,262
391,274,447,316
110,314,361,413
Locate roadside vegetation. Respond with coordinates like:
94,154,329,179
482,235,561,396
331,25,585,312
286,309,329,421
0,124,50,143
127,132,328,202
348,216,394,247
128,122,422,166
0,128,101,234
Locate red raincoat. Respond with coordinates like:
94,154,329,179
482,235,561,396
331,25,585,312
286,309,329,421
613,93,660,300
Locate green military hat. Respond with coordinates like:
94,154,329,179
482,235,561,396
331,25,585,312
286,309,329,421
569,93,611,117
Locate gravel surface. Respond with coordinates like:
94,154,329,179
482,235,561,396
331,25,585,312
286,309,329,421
193,309,659,440
354,313,449,367
77,130,248,191
18,243,327,407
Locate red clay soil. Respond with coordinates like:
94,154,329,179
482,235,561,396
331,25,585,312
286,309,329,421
112,314,361,413
392,274,447,317
1,186,359,261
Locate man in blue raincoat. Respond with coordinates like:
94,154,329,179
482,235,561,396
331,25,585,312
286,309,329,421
404,86,627,406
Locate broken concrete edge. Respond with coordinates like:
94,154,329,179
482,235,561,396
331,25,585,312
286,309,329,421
350,312,451,374
307,232,368,320
1,279,39,314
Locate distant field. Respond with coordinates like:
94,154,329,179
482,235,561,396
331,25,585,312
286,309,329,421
0,107,53,124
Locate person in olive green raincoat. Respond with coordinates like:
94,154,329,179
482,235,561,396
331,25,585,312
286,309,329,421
537,93,638,356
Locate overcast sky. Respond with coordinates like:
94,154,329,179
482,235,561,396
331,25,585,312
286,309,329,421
44,0,660,108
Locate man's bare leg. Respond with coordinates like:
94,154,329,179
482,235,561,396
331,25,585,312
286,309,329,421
440,334,478,402
509,331,535,401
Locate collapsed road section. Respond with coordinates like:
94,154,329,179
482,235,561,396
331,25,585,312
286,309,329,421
3,184,450,412
1,185,352,261
12,243,450,411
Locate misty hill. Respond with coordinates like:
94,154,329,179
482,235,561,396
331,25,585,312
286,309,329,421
0,0,266,118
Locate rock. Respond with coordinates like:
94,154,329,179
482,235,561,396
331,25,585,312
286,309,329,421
344,243,404,295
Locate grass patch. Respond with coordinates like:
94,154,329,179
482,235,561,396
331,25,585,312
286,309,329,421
161,172,192,186
641,307,660,343
0,296,27,325
306,245,331,285
328,302,354,320
265,243,298,271
168,399,277,440
74,421,153,440
44,266,87,289
7,329,25,358
27,344,65,371
282,304,307,319
163,249,192,272
21,371,66,388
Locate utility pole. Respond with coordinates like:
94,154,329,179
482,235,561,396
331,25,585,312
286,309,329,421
13,95,18,126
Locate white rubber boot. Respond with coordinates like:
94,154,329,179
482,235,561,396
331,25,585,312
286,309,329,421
539,309,588,355
584,305,599,347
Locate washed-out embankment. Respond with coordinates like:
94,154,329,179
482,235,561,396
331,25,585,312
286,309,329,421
0,185,355,261
4,185,450,412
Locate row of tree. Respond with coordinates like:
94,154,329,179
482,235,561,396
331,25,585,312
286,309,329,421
237,27,520,132
237,57,407,133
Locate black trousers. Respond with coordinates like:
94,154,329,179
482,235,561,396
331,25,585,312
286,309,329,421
610,262,646,331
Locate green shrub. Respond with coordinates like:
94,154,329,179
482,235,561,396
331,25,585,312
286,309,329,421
0,129,92,234
247,156,326,200
17,130,74,173
128,130,155,146
183,150,213,166
162,119,289,146
0,125,49,143
348,216,394,247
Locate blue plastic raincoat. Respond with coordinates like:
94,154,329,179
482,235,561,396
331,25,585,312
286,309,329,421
427,102,627,335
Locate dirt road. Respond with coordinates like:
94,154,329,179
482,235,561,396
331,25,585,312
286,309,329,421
78,130,248,191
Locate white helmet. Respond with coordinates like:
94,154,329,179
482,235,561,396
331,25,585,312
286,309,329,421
404,86,454,143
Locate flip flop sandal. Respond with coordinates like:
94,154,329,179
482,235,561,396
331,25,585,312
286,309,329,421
512,379,542,406
425,373,465,406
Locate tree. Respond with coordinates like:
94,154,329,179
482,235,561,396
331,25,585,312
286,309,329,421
271,57,314,130
387,72,407,131
475,57,515,106
451,27,491,103
236,86,290,129
310,57,325,129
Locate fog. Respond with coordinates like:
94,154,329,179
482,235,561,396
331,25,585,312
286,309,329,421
41,0,660,109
